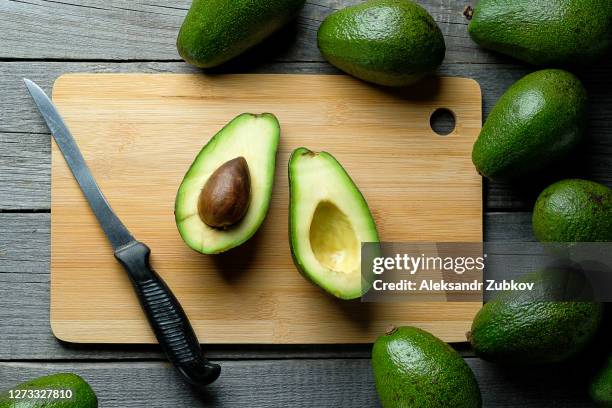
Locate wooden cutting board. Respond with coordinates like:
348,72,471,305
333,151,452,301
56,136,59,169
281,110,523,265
50,73,482,344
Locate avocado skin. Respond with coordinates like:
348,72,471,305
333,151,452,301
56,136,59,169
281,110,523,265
590,355,612,406
472,69,587,181
372,326,482,408
0,373,97,408
468,0,612,66
533,179,612,243
177,0,305,68
317,0,445,86
469,270,603,365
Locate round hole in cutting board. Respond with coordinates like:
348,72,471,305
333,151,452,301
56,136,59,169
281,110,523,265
430,108,456,136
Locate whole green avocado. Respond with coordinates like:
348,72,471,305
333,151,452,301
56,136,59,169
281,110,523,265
533,179,612,243
469,269,603,365
372,326,482,408
468,0,612,66
177,0,306,68
472,69,587,181
590,355,612,406
0,373,97,408
317,0,446,86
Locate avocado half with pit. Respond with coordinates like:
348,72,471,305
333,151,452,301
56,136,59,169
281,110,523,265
175,113,280,254
289,148,379,300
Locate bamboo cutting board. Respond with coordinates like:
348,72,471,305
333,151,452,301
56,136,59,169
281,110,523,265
50,73,482,344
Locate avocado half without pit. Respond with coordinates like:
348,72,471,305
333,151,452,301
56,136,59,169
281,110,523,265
289,148,379,300
175,113,280,254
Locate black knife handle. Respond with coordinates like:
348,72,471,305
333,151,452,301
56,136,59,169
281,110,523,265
114,241,221,387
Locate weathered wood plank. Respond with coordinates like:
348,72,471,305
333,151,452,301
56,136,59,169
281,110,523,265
485,139,612,210
0,132,50,209
0,359,596,407
1,60,610,210
0,0,501,64
0,212,531,360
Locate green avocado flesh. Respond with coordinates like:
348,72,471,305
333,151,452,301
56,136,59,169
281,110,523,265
469,269,603,365
372,326,482,408
175,113,280,254
289,148,379,300
590,355,612,406
468,0,612,66
472,69,587,181
177,0,306,68
0,373,98,408
317,0,445,87
533,179,612,243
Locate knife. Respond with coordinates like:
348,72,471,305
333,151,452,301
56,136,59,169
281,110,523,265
24,79,221,388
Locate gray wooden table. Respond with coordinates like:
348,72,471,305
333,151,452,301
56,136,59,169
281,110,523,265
0,1,610,406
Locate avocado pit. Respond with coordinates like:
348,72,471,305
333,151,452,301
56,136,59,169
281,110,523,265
198,157,251,228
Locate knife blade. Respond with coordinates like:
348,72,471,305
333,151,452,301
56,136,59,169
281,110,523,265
24,79,134,250
24,78,220,388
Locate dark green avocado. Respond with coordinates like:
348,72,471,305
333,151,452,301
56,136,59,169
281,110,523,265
372,326,482,407
0,373,97,408
468,0,612,66
177,0,306,68
469,269,603,365
533,179,612,243
590,354,612,406
472,69,587,181
317,0,446,86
